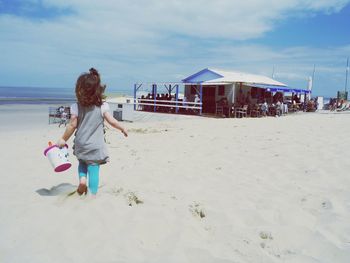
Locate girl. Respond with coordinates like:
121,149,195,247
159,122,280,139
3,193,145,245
57,68,128,196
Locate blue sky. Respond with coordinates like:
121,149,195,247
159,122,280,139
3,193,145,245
0,0,349,97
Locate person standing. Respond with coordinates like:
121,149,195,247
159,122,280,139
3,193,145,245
57,68,128,196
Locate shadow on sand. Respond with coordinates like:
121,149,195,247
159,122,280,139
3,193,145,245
36,183,77,196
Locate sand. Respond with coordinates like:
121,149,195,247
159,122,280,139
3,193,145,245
0,104,350,263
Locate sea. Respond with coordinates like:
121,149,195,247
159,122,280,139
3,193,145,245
0,86,133,105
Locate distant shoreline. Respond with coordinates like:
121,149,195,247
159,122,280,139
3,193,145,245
0,86,133,105
0,97,76,105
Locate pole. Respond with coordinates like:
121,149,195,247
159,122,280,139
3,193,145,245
312,64,316,91
345,57,349,93
153,84,157,112
199,83,203,115
307,76,312,101
133,84,137,111
175,84,179,114
272,65,275,79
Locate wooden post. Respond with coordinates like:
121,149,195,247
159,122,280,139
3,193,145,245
153,84,157,112
133,84,137,111
175,84,179,114
199,83,203,115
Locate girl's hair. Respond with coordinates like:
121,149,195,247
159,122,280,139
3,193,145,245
75,68,106,107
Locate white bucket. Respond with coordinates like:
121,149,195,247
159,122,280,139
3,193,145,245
44,144,72,172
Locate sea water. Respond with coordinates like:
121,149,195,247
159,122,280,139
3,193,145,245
0,86,132,105
0,86,75,105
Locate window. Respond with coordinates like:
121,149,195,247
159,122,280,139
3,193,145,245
218,85,225,96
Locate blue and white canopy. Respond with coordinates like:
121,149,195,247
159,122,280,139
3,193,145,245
182,68,310,93
245,83,311,93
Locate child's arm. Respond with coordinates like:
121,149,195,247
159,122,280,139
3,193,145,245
57,115,78,147
103,112,128,137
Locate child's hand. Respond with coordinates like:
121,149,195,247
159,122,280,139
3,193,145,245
121,128,128,137
57,138,66,148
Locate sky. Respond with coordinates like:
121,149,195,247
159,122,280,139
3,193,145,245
0,0,350,97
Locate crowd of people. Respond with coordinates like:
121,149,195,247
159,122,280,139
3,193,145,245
231,91,318,118
136,90,319,117
327,98,349,111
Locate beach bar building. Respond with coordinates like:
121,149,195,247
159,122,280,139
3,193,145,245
182,68,311,114
133,68,311,116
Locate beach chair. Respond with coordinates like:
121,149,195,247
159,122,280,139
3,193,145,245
216,103,224,116
288,104,298,113
235,104,248,118
250,104,261,117
336,103,348,112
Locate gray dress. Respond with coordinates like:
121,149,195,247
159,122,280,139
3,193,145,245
73,103,109,164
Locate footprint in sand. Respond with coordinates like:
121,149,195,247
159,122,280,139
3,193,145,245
259,231,284,258
124,191,144,206
107,187,144,206
108,186,124,197
259,231,273,240
189,202,206,219
321,200,333,209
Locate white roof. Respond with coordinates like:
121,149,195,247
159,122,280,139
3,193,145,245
205,68,286,86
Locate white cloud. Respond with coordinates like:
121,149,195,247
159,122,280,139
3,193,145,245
0,0,349,96
37,0,350,39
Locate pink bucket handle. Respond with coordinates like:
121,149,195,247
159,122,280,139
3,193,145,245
44,144,69,156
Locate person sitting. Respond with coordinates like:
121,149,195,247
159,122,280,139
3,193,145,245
261,101,268,117
217,97,229,117
290,100,298,112
170,94,176,113
193,94,201,114
138,95,144,111
283,101,288,114
222,97,229,117
59,109,68,127
293,94,300,103
57,105,64,117
237,89,245,107
330,99,337,111
245,91,251,105
275,101,282,116
306,99,316,112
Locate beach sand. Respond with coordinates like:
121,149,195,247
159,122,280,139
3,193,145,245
0,104,350,263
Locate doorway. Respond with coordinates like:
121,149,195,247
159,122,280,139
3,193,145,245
202,86,216,113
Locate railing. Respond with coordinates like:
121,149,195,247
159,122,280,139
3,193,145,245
133,98,202,111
